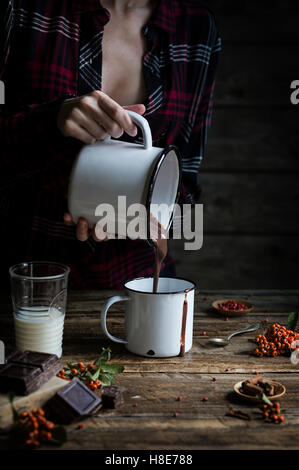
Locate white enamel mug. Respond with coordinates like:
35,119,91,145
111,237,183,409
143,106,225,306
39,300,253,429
101,277,196,358
68,110,181,235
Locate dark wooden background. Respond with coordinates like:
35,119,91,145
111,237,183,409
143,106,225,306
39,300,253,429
170,0,299,290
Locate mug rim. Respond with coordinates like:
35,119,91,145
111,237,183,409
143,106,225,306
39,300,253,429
146,144,182,238
124,276,196,295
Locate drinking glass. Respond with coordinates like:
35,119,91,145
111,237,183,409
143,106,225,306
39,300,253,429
9,262,70,358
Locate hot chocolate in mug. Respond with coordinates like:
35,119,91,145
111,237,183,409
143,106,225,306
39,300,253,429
101,277,196,358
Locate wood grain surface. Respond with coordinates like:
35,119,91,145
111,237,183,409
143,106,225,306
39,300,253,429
1,290,299,450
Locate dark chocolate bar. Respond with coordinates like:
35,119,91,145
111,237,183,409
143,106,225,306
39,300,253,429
0,349,61,395
45,378,102,424
101,385,123,409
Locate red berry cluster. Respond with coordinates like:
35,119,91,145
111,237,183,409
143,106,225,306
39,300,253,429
18,408,54,448
254,323,299,358
57,361,101,391
218,300,248,312
262,401,284,424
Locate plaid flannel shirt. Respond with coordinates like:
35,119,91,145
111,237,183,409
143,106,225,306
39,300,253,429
0,0,221,289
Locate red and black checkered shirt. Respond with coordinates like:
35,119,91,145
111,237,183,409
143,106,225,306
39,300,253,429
0,0,221,289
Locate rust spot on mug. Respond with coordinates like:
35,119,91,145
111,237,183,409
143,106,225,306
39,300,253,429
179,291,189,357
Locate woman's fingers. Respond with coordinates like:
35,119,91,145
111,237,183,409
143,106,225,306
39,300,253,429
63,213,74,226
58,90,146,143
73,107,109,140
95,91,138,137
76,217,89,242
63,118,97,145
64,213,120,243
92,226,109,242
123,104,146,115
83,105,124,139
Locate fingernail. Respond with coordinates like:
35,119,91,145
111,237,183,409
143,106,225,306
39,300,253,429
128,126,137,137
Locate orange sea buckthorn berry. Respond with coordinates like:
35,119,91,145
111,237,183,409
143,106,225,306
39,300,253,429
78,362,84,368
45,421,54,430
87,363,94,371
71,368,78,376
38,416,46,425
40,431,52,441
25,439,34,447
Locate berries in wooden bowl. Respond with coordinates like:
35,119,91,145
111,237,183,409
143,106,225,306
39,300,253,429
212,298,253,316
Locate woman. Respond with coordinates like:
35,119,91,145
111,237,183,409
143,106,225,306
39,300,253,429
0,0,221,289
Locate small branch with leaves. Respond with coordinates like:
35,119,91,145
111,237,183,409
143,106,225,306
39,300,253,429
57,347,125,390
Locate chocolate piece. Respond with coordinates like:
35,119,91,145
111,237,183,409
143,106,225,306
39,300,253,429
101,385,123,408
264,382,275,396
250,377,264,386
46,378,102,424
227,408,251,421
241,381,264,396
0,349,61,395
241,377,278,397
0,348,23,369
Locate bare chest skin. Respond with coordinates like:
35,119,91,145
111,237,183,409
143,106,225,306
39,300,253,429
101,4,155,106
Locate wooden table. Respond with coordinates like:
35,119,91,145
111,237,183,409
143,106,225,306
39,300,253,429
1,289,299,450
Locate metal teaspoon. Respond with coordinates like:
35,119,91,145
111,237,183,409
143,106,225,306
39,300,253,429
208,322,261,347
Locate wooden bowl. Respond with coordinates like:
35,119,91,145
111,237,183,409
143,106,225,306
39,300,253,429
212,298,253,316
234,380,286,403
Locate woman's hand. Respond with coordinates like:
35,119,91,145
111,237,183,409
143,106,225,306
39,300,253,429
57,90,146,144
62,92,146,241
64,213,108,242
64,213,124,242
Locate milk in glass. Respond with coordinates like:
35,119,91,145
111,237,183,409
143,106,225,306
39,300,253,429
14,306,64,358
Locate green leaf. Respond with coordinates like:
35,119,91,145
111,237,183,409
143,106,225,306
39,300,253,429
99,372,115,386
89,368,101,381
288,312,299,332
85,371,94,381
94,348,111,368
93,358,103,370
101,363,124,375
259,393,272,406
51,426,67,446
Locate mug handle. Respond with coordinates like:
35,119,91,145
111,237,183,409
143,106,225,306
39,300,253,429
104,110,152,150
101,295,129,344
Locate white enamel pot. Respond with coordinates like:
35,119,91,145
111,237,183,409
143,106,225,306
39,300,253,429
68,111,181,236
